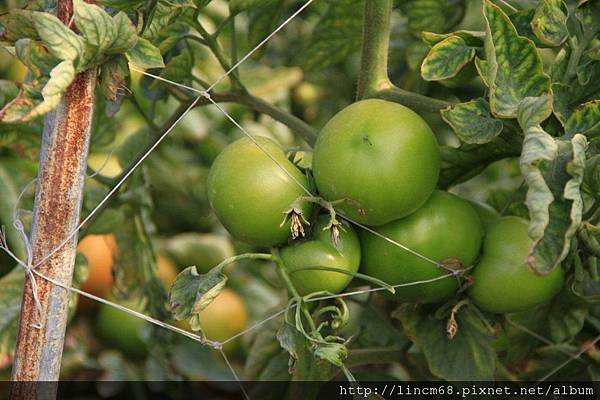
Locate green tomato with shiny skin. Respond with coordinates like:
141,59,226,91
468,216,564,314
312,99,440,226
281,216,361,296
207,136,311,247
96,303,147,358
360,191,483,303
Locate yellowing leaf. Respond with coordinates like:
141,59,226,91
33,12,84,61
441,98,503,144
483,0,551,118
421,36,476,81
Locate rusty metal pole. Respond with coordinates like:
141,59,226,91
10,0,96,396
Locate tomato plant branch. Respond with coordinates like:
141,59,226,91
357,0,452,113
11,1,97,392
167,90,317,145
192,20,245,92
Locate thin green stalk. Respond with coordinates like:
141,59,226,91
214,253,275,270
357,0,453,113
193,20,246,92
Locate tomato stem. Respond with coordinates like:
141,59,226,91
357,0,453,113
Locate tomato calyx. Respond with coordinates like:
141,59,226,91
281,200,311,239
282,195,351,245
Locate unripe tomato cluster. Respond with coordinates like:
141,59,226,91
207,99,564,314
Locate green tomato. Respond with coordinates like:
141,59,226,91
207,136,311,247
360,191,483,303
468,200,500,232
281,216,361,296
164,233,235,273
312,99,440,226
468,216,564,314
96,303,147,358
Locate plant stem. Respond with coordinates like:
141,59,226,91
357,0,453,113
11,1,97,392
167,91,317,145
193,20,246,92
214,253,275,270
212,92,317,145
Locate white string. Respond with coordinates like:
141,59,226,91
205,0,316,93
220,349,250,400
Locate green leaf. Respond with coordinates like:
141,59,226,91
0,9,39,44
142,2,185,41
0,80,44,123
421,30,485,47
575,0,600,36
15,38,58,78
0,81,19,110
276,321,300,364
396,304,496,380
301,0,363,72
230,0,273,14
483,0,551,118
510,9,546,48
116,129,151,167
42,60,75,98
517,94,553,129
0,60,71,124
405,0,458,37
547,291,588,343
474,57,490,87
564,100,600,138
169,265,227,321
247,0,286,59
33,12,84,61
531,0,568,46
313,341,348,367
155,50,193,87
107,12,138,54
421,36,476,81
125,37,165,69
6,60,77,123
73,0,118,53
441,98,503,144
520,132,587,274
583,155,600,197
0,268,24,359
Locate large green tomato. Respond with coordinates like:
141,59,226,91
281,216,361,296
207,136,311,247
164,233,235,273
96,303,147,358
468,216,564,314
312,99,440,226
360,191,483,303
